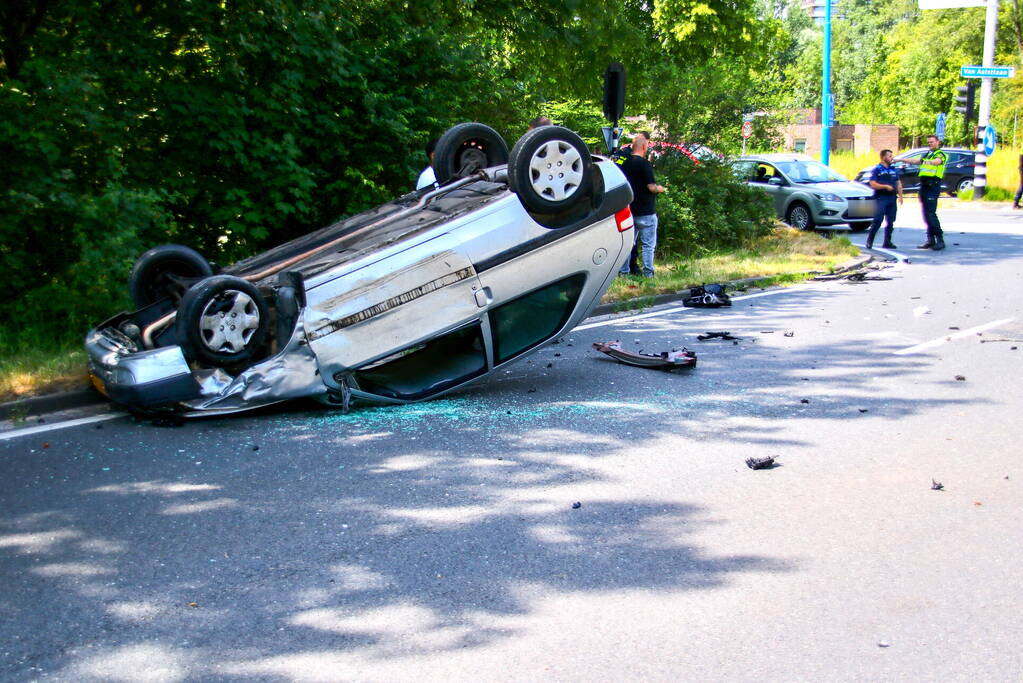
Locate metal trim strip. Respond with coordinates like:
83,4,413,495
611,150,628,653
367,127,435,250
308,267,475,341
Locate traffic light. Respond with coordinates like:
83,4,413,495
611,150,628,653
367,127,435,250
954,81,976,135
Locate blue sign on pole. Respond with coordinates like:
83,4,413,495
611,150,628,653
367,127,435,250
960,65,1015,79
936,112,947,140
982,125,996,156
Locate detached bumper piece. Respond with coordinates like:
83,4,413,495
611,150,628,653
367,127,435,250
592,341,697,370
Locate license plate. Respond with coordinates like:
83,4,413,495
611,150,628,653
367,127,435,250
89,373,109,397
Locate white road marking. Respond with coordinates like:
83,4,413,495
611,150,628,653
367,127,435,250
894,318,1016,355
575,288,792,332
0,412,126,442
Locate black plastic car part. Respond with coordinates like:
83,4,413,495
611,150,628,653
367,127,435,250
683,284,731,308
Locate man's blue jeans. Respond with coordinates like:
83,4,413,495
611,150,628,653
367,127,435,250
619,213,658,277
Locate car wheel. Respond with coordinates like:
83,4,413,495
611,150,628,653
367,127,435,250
508,125,593,215
176,275,269,368
848,221,871,232
433,122,509,185
129,244,213,308
785,202,814,230
956,177,974,195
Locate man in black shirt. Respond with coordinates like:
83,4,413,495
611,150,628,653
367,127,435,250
616,131,666,277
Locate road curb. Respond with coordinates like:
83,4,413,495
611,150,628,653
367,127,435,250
0,388,104,421
3,252,873,419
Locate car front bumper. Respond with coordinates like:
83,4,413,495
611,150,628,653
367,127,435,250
812,197,875,225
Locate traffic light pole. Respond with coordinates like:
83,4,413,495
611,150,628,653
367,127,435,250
974,0,1000,200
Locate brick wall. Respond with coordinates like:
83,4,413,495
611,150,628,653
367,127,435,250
778,123,901,157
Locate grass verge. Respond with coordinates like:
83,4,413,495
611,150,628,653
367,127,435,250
602,225,858,305
0,344,91,404
0,226,858,403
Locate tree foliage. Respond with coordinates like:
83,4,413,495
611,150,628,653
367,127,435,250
780,0,1023,146
0,0,781,348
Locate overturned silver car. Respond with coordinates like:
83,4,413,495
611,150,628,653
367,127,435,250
85,124,635,415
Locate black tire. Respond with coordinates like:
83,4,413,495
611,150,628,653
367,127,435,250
955,177,974,195
176,275,269,368
848,221,871,232
508,125,593,215
129,244,213,308
433,123,509,185
785,202,815,230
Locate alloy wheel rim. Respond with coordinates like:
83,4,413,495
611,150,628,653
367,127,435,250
198,290,260,353
791,207,809,228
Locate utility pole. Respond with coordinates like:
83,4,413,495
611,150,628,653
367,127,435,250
974,0,999,199
920,0,1003,199
821,0,833,165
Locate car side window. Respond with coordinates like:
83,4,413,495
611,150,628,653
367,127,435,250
752,164,778,183
730,161,756,181
354,323,488,400
490,274,586,364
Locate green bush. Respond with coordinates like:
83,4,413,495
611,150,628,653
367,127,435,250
650,151,776,258
0,0,532,352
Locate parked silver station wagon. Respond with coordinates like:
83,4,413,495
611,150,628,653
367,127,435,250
86,123,635,416
732,154,876,231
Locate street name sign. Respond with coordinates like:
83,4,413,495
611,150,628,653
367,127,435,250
960,65,1015,78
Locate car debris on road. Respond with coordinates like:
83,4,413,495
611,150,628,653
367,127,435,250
812,266,894,282
746,455,778,470
591,341,697,370
682,284,731,307
697,331,741,341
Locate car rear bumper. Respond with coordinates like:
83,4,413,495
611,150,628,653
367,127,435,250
85,326,202,407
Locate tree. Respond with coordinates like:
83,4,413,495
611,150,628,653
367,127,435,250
0,0,787,348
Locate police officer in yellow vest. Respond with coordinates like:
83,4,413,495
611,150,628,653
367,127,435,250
902,134,947,250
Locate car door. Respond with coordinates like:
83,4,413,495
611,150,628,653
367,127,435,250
755,163,789,217
302,235,488,393
946,151,975,193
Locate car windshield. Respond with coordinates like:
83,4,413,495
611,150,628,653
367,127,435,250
774,160,847,184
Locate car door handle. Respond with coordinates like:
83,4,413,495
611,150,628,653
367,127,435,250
474,287,493,308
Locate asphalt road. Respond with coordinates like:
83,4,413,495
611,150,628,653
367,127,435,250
2,205,1022,682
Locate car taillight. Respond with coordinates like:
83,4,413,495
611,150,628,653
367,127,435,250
615,207,634,232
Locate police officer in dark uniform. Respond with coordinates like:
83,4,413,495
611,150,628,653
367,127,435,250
865,148,902,249
902,134,947,250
